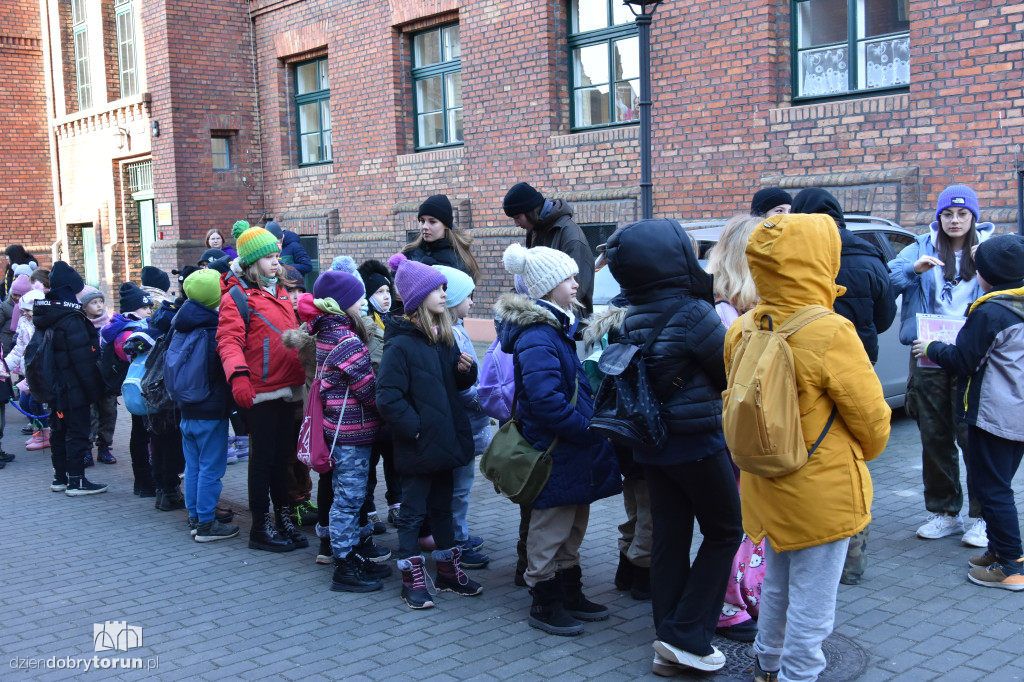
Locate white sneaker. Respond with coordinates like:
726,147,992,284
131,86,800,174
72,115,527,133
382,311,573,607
652,641,726,672
652,652,685,677
917,513,965,539
962,518,988,548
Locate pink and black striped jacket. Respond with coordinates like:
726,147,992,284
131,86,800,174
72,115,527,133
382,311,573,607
312,311,381,446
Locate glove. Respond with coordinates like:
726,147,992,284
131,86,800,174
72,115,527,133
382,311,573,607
230,374,255,408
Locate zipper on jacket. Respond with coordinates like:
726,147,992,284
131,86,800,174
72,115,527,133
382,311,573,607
262,338,270,382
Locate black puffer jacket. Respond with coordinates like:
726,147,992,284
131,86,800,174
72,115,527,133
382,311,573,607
32,298,103,411
376,314,477,475
404,239,472,278
791,188,896,362
606,219,729,465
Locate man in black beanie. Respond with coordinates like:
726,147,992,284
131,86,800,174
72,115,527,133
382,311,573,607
31,262,108,496
502,182,594,315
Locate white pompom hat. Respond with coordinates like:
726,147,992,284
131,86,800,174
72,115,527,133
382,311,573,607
502,243,579,299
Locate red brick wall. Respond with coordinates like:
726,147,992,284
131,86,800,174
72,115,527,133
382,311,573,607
0,0,56,263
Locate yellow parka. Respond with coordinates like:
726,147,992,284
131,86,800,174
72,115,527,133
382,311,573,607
724,214,892,552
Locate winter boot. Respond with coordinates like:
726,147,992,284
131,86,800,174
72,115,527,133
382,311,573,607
249,512,295,552
97,446,116,464
434,546,483,596
614,551,634,591
0,449,15,462
153,489,164,509
315,525,333,565
356,552,393,580
528,576,584,636
195,519,241,543
398,556,434,609
630,565,652,601
275,506,309,548
331,552,383,592
65,475,108,497
559,564,610,621
355,533,391,563
156,486,186,511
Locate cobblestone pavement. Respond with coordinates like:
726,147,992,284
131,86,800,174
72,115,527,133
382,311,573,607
1,403,1022,681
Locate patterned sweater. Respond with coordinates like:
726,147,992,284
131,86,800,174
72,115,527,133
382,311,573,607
312,311,381,446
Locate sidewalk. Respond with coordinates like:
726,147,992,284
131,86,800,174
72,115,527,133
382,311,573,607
1,404,1022,681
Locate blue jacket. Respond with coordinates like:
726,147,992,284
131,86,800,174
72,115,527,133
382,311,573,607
495,294,620,509
171,299,232,421
279,231,313,275
888,221,996,345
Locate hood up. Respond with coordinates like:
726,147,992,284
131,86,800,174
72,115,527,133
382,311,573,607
747,214,845,310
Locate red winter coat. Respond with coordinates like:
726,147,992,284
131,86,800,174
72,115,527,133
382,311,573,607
216,269,304,396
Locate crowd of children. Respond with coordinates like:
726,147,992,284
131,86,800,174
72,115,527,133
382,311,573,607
2,183,1022,681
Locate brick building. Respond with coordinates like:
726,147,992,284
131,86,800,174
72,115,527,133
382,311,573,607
3,0,1022,309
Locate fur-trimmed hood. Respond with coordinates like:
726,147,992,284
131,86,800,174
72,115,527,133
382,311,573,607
495,293,575,354
583,304,626,349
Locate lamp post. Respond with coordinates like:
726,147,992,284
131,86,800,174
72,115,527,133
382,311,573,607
624,0,662,220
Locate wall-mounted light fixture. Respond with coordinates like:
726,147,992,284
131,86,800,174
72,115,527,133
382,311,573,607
152,120,160,137
113,126,130,150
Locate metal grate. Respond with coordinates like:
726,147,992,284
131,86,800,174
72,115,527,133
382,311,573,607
126,160,152,193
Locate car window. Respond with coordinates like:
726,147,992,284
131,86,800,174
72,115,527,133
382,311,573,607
882,231,916,257
854,230,884,253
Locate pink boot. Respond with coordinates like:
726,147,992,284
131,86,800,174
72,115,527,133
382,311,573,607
26,429,50,450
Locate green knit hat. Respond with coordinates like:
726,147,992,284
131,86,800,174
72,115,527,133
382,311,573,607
232,220,279,266
182,268,223,309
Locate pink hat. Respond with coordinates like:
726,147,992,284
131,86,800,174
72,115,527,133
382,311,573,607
10,274,31,297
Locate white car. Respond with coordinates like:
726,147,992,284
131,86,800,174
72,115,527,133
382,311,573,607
593,216,915,408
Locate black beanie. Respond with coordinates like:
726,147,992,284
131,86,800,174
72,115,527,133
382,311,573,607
140,265,171,292
200,248,226,264
791,187,846,229
358,258,393,297
264,221,284,240
119,281,152,314
975,234,1024,288
750,187,793,217
503,182,545,217
417,195,453,228
48,261,84,301
176,265,200,288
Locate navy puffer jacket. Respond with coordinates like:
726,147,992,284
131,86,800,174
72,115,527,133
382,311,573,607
605,219,729,465
376,315,476,475
496,294,620,509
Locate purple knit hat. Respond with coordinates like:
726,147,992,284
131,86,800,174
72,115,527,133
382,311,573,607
388,253,447,312
935,184,980,223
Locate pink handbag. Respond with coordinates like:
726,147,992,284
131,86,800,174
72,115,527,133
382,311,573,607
297,351,345,475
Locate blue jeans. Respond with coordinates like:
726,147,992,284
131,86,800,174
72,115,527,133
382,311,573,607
451,460,475,542
181,418,229,522
754,537,850,681
330,444,371,558
19,391,47,428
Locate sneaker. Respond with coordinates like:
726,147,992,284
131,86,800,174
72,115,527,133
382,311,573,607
962,518,988,548
355,534,392,563
387,504,401,526
969,551,998,569
226,452,238,465
195,519,241,543
916,513,964,539
367,511,387,535
232,436,249,461
967,560,1024,591
651,641,726,672
466,535,484,551
455,541,490,569
97,446,117,464
25,432,50,450
652,652,686,677
65,475,108,496
83,451,95,468
50,477,68,492
21,424,34,435
292,499,318,527
316,537,333,565
188,516,199,537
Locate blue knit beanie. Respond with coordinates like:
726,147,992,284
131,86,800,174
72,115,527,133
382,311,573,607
432,265,474,308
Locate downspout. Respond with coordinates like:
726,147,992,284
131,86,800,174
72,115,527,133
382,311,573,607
42,0,64,262
246,0,267,224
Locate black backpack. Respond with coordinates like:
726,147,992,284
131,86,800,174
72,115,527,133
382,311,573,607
98,339,130,397
24,328,58,405
589,308,678,450
140,329,175,413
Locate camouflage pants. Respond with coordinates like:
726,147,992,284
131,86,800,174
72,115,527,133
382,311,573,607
329,444,371,559
905,359,980,517
842,526,869,584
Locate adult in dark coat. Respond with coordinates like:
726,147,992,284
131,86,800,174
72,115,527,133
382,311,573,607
1,245,36,301
791,188,896,363
503,183,595,315
606,219,742,672
264,222,313,275
32,262,107,495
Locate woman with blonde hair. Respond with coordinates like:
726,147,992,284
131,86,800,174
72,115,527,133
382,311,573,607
403,195,481,282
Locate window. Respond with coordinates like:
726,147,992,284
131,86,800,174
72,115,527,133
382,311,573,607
794,0,910,99
114,0,138,98
71,0,92,110
212,136,231,170
81,226,99,287
412,24,462,149
580,223,617,257
295,58,332,165
568,0,639,130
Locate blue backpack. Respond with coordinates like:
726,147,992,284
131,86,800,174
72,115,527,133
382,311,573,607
122,350,155,415
163,329,210,405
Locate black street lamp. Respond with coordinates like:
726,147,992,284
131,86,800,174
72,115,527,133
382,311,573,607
624,0,663,220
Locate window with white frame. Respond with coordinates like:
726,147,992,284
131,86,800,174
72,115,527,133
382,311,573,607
412,24,462,149
568,0,639,130
295,57,332,165
794,0,910,99
114,0,138,98
71,0,92,110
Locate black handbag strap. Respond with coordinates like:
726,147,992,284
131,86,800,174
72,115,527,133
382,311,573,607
808,405,839,456
640,308,678,354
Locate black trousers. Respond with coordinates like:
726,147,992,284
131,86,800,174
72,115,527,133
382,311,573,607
246,399,300,519
396,469,454,559
50,405,92,479
645,451,743,656
361,432,402,517
129,414,155,492
149,410,184,491
967,425,1024,565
